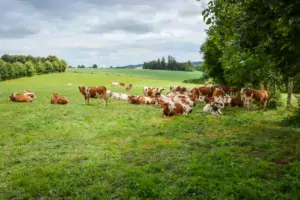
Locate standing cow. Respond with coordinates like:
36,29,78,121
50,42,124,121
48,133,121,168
78,86,108,106
240,88,269,109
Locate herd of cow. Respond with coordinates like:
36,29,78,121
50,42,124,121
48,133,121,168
8,82,269,117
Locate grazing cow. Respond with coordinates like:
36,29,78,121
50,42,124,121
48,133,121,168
51,92,68,104
23,89,36,98
170,86,187,94
203,102,225,116
9,93,32,103
119,82,125,86
230,97,244,107
143,87,164,97
240,88,269,109
111,82,120,87
126,84,133,91
78,86,108,106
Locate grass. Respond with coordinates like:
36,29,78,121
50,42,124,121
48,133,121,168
67,68,203,82
0,72,300,199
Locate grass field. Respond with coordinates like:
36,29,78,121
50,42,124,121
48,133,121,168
67,68,203,82
0,72,300,199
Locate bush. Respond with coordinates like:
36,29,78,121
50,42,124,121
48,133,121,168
281,109,300,128
267,90,283,110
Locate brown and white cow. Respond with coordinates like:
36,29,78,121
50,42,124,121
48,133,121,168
51,92,69,104
23,89,36,98
126,84,133,91
240,88,269,109
9,93,32,103
203,102,225,116
128,95,156,105
143,86,164,98
78,86,108,106
119,82,125,86
161,101,191,117
170,86,187,94
230,97,244,107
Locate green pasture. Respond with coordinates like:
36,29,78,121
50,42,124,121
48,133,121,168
0,72,299,199
67,68,203,82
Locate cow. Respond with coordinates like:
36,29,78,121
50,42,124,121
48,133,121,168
51,92,69,104
126,84,133,91
128,95,156,105
78,86,108,106
230,87,239,97
23,89,36,98
204,96,214,104
203,102,225,116
170,86,187,94
9,93,32,103
240,88,269,109
161,102,189,117
128,95,140,104
143,87,164,98
172,94,196,107
111,82,120,87
119,82,125,86
230,97,244,107
198,86,216,97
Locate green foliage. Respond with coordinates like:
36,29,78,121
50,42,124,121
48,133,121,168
44,61,54,74
200,0,300,97
0,54,67,81
267,90,283,110
143,55,199,71
25,61,36,77
92,64,98,68
281,109,300,128
0,72,299,199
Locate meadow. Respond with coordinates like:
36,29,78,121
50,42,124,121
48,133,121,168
0,70,299,199
67,67,203,82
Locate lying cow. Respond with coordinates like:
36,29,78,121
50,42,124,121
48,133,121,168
143,86,164,98
203,102,225,116
78,86,108,106
170,86,187,94
111,82,120,87
230,97,244,107
23,89,36,98
9,93,32,103
126,84,133,91
161,101,192,117
51,92,69,104
128,95,156,105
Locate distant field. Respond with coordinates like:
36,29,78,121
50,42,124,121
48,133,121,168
0,72,299,199
67,68,203,82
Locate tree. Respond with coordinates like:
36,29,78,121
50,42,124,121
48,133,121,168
44,61,54,73
0,59,9,81
200,0,300,108
25,61,36,76
161,57,166,70
92,64,98,68
36,61,45,74
52,61,60,72
59,59,67,72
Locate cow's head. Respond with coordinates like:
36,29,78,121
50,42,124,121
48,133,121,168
223,94,232,105
78,86,86,95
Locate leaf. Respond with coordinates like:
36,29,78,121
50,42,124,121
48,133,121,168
206,18,212,25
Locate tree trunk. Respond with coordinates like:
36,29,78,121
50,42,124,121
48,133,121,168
287,77,293,110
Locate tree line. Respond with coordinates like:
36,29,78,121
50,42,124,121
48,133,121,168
0,54,67,81
143,55,200,71
199,0,300,109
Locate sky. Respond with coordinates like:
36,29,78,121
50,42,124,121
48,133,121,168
0,0,209,67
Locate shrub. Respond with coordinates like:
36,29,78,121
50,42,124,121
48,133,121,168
267,90,283,110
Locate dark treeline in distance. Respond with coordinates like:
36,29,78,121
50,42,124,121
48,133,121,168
143,55,201,71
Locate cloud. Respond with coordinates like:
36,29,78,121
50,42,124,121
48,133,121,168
0,0,209,67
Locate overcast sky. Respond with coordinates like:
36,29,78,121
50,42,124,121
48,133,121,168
0,0,209,67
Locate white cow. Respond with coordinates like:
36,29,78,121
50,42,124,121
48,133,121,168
111,82,120,87
203,102,225,115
